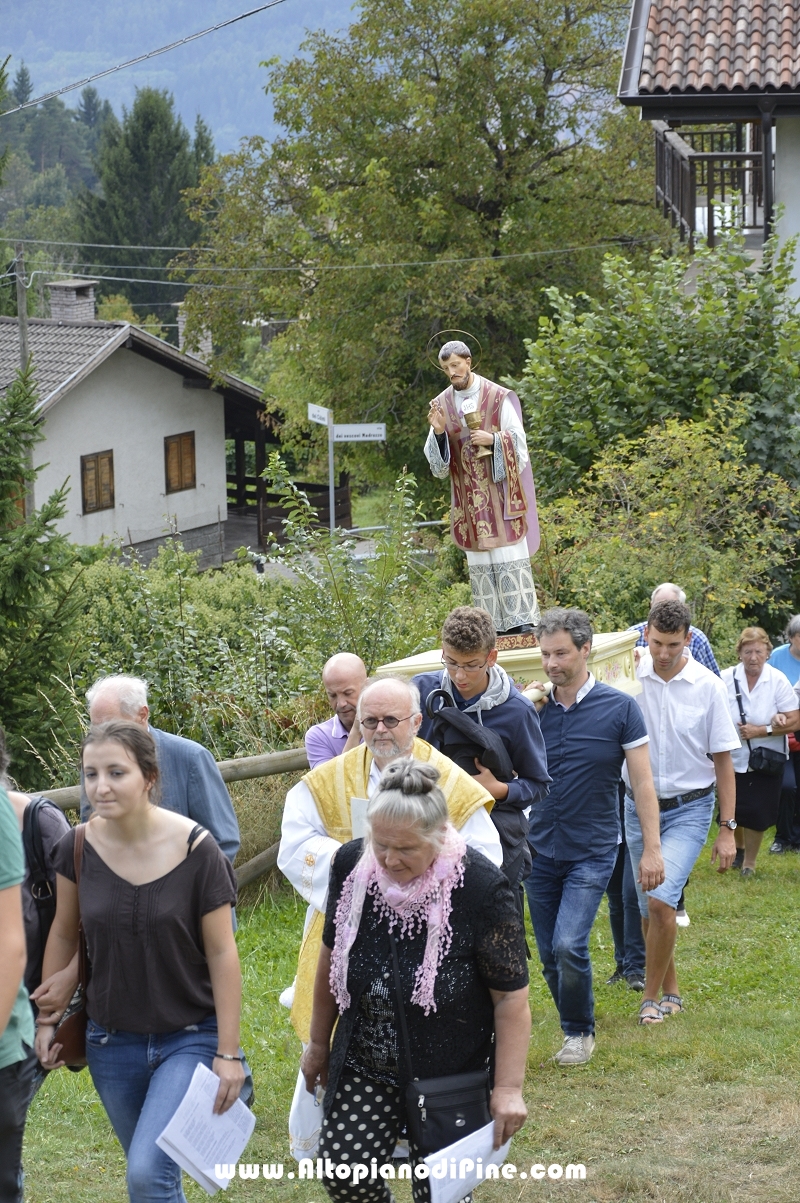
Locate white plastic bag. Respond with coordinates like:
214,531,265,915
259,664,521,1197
288,1067,324,1160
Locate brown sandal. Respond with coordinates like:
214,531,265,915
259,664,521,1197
638,999,663,1025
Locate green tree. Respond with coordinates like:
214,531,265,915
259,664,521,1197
75,85,114,159
513,232,800,499
533,405,795,664
180,0,666,505
79,88,215,308
11,61,31,106
0,366,86,788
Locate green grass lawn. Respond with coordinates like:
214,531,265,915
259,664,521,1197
23,832,800,1203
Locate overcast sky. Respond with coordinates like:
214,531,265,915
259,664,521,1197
5,0,356,152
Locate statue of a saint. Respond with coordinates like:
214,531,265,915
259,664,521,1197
424,339,540,634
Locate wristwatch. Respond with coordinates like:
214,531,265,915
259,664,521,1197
765,723,773,735
720,818,738,830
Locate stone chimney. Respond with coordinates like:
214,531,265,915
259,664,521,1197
46,278,99,322
174,303,213,360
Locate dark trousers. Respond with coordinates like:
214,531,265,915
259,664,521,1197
775,753,800,847
606,843,646,977
0,1047,36,1203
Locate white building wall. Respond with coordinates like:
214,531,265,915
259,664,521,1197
775,117,800,301
33,347,228,546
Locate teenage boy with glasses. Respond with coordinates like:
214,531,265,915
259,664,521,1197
414,606,551,888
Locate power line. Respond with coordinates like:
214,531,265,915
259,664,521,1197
0,239,211,251
19,236,660,282
0,0,292,118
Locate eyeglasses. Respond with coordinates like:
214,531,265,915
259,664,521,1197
441,655,490,674
360,714,415,730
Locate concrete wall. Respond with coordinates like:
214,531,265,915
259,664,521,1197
33,347,228,549
775,117,800,300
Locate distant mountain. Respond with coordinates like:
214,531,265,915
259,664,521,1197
4,0,357,152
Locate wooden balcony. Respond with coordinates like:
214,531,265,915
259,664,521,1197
654,121,772,248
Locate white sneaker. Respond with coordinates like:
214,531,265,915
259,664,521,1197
553,1034,595,1065
676,907,690,928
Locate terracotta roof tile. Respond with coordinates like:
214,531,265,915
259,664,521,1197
640,0,800,94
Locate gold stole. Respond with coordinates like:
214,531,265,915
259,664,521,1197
290,738,494,1042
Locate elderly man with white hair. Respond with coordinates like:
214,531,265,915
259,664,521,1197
83,675,240,862
629,583,720,676
425,340,540,635
279,677,501,1035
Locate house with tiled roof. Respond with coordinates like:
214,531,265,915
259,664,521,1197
0,281,276,565
619,0,800,281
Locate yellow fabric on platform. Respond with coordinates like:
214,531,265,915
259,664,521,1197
290,738,494,1042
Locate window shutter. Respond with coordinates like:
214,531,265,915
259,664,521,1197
165,436,182,493
82,455,98,512
165,432,196,493
180,432,196,489
98,451,114,509
81,451,114,513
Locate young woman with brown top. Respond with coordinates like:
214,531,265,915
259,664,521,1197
35,721,244,1203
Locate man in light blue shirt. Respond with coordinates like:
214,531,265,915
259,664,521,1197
768,615,800,851
768,616,800,686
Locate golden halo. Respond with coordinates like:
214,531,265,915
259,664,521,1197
426,329,483,373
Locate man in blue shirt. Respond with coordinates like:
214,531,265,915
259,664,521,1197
768,615,800,852
84,675,240,862
414,606,551,887
629,582,720,676
526,609,664,1065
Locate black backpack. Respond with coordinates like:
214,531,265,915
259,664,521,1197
22,795,62,996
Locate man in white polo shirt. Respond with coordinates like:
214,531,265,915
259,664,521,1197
623,599,740,1025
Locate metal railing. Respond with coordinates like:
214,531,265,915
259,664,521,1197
654,121,771,248
45,746,310,888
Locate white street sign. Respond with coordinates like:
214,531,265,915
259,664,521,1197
308,403,331,426
333,423,387,443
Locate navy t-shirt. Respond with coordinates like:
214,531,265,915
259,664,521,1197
528,681,648,861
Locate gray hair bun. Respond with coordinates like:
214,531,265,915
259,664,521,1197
378,759,441,795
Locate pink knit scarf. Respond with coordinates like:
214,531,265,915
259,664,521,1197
329,826,467,1016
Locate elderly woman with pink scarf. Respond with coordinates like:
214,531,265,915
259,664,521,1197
300,759,530,1203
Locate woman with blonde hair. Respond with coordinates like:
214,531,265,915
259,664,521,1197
722,628,797,876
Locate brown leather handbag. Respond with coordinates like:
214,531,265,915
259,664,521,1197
51,825,89,1068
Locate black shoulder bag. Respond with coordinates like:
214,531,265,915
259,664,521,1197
389,931,491,1156
22,795,62,995
732,671,787,778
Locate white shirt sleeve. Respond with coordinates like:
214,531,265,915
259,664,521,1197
277,780,341,914
775,672,798,714
707,677,744,754
424,425,451,479
459,805,503,867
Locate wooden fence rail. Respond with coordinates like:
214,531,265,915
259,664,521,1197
43,746,311,888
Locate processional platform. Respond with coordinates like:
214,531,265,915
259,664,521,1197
377,630,641,697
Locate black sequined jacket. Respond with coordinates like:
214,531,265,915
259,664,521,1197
321,840,529,1112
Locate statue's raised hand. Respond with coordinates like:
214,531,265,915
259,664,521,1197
428,399,446,434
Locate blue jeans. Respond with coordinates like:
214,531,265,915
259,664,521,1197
86,1015,222,1203
625,790,715,915
524,848,618,1037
